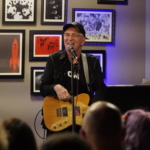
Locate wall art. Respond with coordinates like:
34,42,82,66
29,30,64,61
72,8,115,45
0,30,25,78
82,50,106,78
31,67,45,95
41,0,68,25
97,0,128,5
2,0,36,24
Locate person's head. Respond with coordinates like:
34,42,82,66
0,122,8,150
122,109,150,150
80,101,124,150
40,132,92,150
63,22,86,56
2,118,37,150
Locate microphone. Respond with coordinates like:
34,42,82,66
68,44,78,60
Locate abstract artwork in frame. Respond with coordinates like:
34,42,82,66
2,0,36,24
0,30,25,78
97,0,128,5
31,67,45,95
29,30,64,61
72,8,115,45
82,50,106,78
41,0,68,25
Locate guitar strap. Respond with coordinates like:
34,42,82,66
81,53,90,92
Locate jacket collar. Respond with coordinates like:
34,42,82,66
59,50,66,60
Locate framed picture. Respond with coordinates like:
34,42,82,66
2,0,36,24
31,67,45,95
82,50,106,78
29,30,64,61
72,8,115,45
0,30,25,78
97,0,128,5
41,0,68,25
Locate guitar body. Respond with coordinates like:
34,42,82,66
43,93,90,132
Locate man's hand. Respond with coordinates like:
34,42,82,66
54,84,71,101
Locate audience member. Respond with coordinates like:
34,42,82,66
122,109,150,150
0,122,8,150
80,101,124,150
40,132,92,150
2,118,37,150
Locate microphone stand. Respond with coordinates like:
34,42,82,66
69,55,76,133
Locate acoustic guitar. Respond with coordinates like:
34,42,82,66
43,93,90,132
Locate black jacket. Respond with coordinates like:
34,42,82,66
40,50,107,105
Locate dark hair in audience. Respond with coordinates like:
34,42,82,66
122,109,150,150
40,132,92,150
2,118,37,150
0,122,8,150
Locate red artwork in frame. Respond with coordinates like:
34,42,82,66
34,35,60,55
29,30,64,61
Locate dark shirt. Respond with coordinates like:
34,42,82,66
40,50,107,135
40,50,107,105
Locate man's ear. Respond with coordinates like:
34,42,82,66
81,37,86,46
79,128,87,139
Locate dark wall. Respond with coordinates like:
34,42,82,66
105,85,150,113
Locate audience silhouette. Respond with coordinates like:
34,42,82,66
2,118,37,150
0,122,8,150
122,109,150,150
80,101,125,150
40,132,92,150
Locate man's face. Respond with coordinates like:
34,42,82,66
64,27,86,54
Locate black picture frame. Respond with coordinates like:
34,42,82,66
31,67,45,95
29,30,64,61
82,50,106,78
72,8,115,45
97,0,128,5
0,30,25,79
41,0,68,25
2,0,36,24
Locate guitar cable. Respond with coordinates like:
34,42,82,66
34,109,47,141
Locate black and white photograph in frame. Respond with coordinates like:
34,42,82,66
31,67,45,95
2,0,36,24
41,0,68,25
82,50,106,78
97,0,128,5
72,8,115,45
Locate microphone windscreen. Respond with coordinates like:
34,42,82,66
68,44,73,51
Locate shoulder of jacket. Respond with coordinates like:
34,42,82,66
50,50,64,58
84,53,97,61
